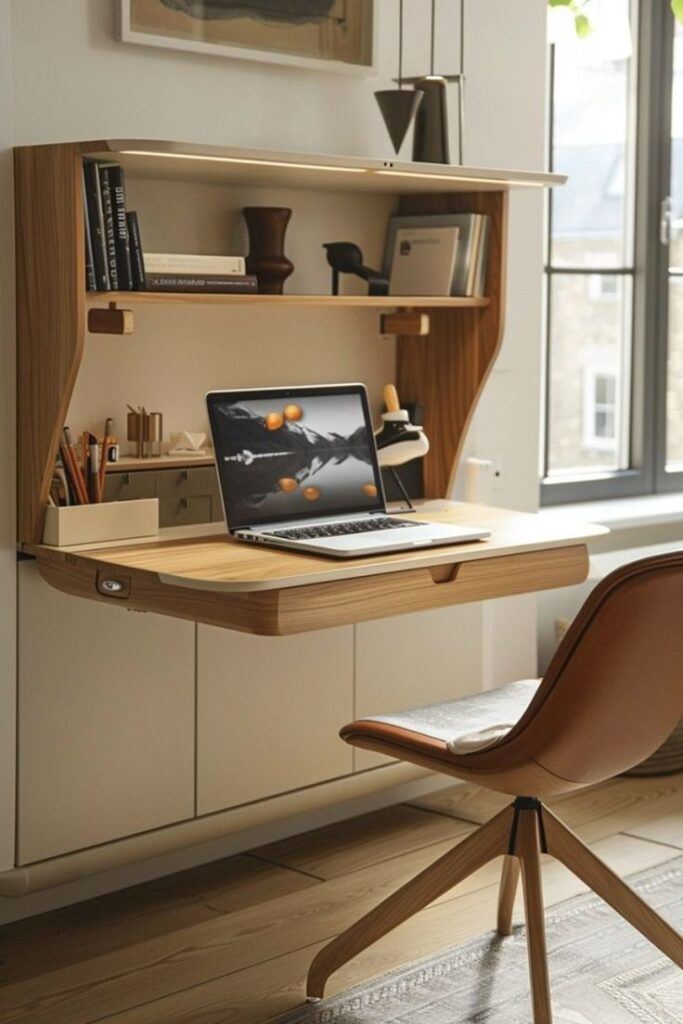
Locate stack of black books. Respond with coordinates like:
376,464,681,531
82,159,145,292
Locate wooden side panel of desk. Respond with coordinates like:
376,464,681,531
37,544,589,636
15,141,105,545
396,191,506,498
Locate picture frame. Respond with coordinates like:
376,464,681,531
116,0,376,76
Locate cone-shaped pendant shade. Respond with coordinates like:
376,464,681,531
374,89,423,153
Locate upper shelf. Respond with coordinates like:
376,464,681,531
87,139,567,195
87,291,490,309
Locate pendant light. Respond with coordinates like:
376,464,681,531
411,0,451,164
374,0,423,154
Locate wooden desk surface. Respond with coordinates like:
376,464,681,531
31,503,605,635
34,502,604,592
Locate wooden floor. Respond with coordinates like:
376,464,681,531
2,773,683,1023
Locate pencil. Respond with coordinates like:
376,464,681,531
60,437,88,504
99,417,113,496
63,427,89,504
89,433,100,502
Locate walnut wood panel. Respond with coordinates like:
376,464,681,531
34,543,589,636
15,141,105,543
396,191,507,497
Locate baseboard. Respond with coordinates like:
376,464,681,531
0,768,455,924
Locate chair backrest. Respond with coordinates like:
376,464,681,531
505,551,683,785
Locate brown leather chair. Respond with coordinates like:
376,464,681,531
306,552,683,1023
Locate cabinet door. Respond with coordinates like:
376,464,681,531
354,606,483,769
197,625,353,815
17,564,195,864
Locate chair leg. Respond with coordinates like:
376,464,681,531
497,854,520,936
543,807,683,968
516,810,554,1024
306,804,515,1000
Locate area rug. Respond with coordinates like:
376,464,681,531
276,856,683,1023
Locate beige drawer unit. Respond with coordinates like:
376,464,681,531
104,465,222,526
155,466,218,499
103,470,156,503
159,495,213,528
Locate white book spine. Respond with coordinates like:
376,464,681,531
144,253,246,275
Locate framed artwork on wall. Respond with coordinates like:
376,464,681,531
116,0,375,75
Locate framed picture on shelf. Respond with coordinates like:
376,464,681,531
116,0,376,75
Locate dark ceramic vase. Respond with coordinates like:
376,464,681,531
412,76,450,164
242,206,294,294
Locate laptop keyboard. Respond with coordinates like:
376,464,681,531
265,517,424,541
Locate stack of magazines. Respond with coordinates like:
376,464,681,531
143,253,257,294
384,212,491,298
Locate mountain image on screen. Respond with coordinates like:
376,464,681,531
215,399,379,525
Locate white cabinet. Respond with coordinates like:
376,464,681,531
196,625,353,815
17,564,195,864
354,606,484,769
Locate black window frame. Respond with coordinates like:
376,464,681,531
542,1,683,505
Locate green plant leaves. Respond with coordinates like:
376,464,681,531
547,0,593,39
575,13,591,37
672,0,683,25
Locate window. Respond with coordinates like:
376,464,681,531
583,367,617,450
588,272,619,300
542,1,683,502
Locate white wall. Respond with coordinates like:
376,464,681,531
1,0,548,899
457,1,548,688
10,0,461,155
0,0,17,874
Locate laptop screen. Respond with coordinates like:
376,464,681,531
206,384,386,531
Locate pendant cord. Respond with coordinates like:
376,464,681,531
459,0,465,164
430,0,435,75
398,0,403,88
460,0,465,77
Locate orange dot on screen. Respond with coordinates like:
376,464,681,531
362,483,378,497
265,412,284,430
302,486,321,501
279,477,298,493
283,403,303,421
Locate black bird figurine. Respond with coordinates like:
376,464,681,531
323,242,389,297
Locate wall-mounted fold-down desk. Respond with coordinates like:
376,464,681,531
27,502,606,636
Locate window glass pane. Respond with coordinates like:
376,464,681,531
550,0,635,269
667,278,683,469
667,22,683,473
669,20,683,272
547,274,631,474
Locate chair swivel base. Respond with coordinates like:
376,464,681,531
306,798,683,1024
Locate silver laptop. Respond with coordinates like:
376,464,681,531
206,384,490,558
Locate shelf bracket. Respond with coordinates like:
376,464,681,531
88,302,135,336
380,311,430,337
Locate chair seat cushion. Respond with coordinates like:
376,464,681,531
360,679,540,755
